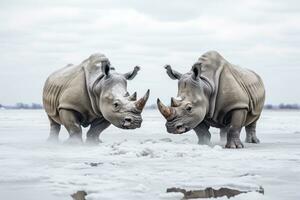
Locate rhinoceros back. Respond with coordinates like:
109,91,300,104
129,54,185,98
43,64,83,118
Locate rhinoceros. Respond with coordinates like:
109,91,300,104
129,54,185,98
43,53,150,143
157,51,265,148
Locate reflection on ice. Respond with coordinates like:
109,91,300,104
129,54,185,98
71,191,87,200
166,186,264,199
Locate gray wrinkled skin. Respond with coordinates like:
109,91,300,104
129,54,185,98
157,51,265,148
43,53,149,144
165,72,210,134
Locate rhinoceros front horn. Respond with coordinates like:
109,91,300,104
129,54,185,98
157,98,174,120
135,89,150,111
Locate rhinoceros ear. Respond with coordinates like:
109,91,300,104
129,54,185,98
101,61,111,76
191,62,201,80
124,66,140,80
165,65,182,80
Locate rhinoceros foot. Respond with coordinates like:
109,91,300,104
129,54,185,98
245,136,260,144
86,137,102,145
198,138,211,146
64,136,83,145
47,136,59,143
225,138,244,149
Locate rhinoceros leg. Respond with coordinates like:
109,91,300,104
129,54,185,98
47,116,61,142
219,127,228,142
86,118,111,144
194,122,211,145
59,109,83,144
225,109,247,149
245,120,260,143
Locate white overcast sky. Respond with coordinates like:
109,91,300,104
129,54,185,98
0,0,299,105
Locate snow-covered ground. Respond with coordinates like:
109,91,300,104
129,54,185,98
0,109,300,200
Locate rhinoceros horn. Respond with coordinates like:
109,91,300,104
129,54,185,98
157,98,174,120
128,92,137,101
171,97,181,107
135,89,150,111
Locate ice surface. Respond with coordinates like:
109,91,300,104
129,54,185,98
0,109,300,199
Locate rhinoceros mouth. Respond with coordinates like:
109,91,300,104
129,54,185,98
120,116,142,129
175,124,190,134
121,123,141,129
166,121,190,134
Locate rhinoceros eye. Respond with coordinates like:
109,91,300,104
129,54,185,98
186,104,192,112
113,101,121,111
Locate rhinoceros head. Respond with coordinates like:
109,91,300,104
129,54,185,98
94,61,150,129
157,63,210,134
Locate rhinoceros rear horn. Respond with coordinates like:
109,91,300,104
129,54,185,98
128,92,137,101
135,89,150,111
157,98,174,120
171,97,181,107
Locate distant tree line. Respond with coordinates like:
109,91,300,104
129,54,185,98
145,104,157,109
264,103,300,110
0,103,43,109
